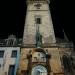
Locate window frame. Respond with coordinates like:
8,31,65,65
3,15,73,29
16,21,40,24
11,50,17,58
0,50,4,58
0,64,1,68
35,15,42,24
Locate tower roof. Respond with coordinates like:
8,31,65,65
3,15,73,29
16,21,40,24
26,0,50,4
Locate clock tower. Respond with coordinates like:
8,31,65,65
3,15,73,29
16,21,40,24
17,0,74,75
22,0,56,46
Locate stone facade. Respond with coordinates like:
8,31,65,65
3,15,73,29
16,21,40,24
23,0,56,45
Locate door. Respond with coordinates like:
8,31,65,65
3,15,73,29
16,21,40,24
8,65,15,75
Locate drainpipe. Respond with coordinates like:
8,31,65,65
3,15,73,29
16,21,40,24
14,48,20,75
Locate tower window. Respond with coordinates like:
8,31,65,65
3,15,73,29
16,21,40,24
11,50,17,58
36,18,41,24
0,51,4,58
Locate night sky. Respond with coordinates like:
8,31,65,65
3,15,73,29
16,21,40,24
0,0,75,44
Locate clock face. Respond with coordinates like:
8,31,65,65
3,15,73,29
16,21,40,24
31,65,47,75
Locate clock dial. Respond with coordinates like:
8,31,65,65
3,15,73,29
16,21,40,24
31,65,47,75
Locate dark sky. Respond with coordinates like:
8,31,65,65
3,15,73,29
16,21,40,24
0,0,74,44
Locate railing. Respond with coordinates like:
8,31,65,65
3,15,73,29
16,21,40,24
0,39,22,47
0,38,74,48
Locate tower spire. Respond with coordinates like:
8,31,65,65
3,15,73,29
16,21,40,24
63,29,69,42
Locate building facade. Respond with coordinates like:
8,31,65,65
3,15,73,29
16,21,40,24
0,47,20,75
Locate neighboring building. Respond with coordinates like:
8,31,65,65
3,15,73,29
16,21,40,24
17,0,75,75
0,35,22,46
0,35,21,75
0,47,20,75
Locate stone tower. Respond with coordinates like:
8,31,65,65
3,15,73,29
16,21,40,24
23,0,56,46
17,0,74,75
